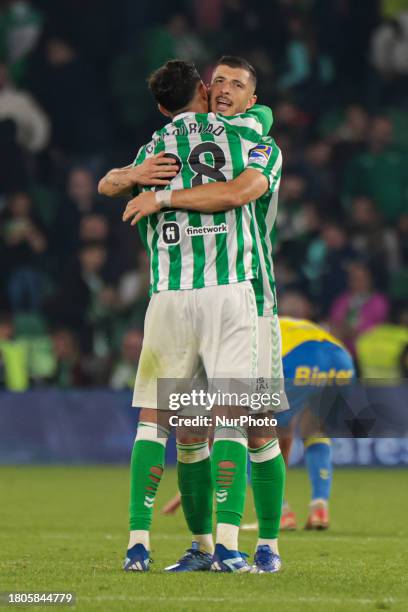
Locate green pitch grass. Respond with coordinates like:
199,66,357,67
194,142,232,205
1,466,407,612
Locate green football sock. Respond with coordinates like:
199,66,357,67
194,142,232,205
129,422,168,532
212,430,248,528
250,441,286,539
177,441,213,545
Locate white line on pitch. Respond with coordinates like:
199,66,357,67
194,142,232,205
79,595,400,606
0,532,405,542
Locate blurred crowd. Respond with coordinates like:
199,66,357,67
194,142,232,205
0,0,407,390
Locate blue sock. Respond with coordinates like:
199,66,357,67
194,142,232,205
304,438,332,502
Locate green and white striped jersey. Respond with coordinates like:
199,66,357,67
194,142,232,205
134,106,272,294
246,137,282,316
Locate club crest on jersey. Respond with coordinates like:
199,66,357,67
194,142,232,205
249,144,272,167
162,222,180,245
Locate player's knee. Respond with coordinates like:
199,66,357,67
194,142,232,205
135,421,170,446
248,435,274,449
138,408,171,431
139,408,158,424
176,431,207,445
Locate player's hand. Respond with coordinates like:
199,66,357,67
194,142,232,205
123,192,161,225
132,151,178,186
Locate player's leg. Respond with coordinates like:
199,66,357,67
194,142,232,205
164,424,213,572
172,366,213,562
125,407,171,570
161,492,181,515
211,416,250,571
248,314,287,572
161,413,212,520
279,433,293,465
278,402,329,531
278,416,298,530
176,431,213,550
248,425,285,573
125,290,197,571
276,336,329,532
300,344,354,530
300,409,331,530
198,282,258,572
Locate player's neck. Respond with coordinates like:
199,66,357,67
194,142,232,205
171,96,208,119
171,106,206,120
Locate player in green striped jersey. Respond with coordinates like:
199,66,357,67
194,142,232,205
100,58,285,573
128,109,272,293
124,133,281,318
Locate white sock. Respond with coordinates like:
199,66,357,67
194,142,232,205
128,529,149,551
216,523,239,550
257,537,279,555
193,533,214,554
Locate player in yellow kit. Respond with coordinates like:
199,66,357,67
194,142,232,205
276,317,354,530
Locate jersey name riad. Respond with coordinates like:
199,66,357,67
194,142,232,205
135,111,266,294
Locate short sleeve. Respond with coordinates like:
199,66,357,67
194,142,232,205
245,105,273,136
217,104,273,142
129,145,147,197
133,145,147,168
247,139,282,192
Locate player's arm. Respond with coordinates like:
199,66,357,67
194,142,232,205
173,168,268,210
168,139,281,213
123,140,282,224
123,169,268,224
98,152,178,198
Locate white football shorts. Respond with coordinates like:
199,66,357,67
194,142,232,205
133,281,259,409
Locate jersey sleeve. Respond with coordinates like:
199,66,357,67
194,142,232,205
217,104,273,143
247,137,282,192
245,104,273,136
132,145,147,167
130,145,147,197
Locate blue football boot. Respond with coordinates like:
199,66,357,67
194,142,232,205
165,541,212,572
123,543,151,572
210,543,251,573
251,544,282,573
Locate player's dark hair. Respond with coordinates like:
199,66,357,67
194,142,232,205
148,60,201,113
214,55,257,89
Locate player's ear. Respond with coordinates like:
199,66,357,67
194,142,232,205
158,103,172,118
246,94,257,111
198,81,208,102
